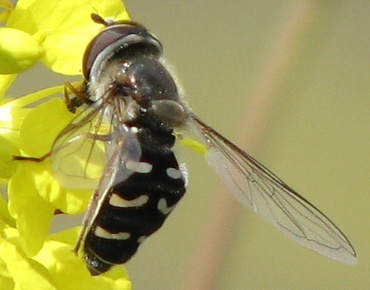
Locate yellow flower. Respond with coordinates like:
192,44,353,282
0,222,131,290
0,0,132,288
0,0,130,97
6,92,94,254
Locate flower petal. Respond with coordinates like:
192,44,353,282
0,0,13,22
31,159,92,214
7,0,130,75
49,225,80,245
0,74,16,99
0,27,44,74
19,97,73,157
0,237,57,290
20,98,74,157
16,95,93,214
0,193,15,227
0,257,14,290
0,135,18,180
35,228,132,290
8,163,55,256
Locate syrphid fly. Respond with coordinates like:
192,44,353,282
16,13,357,275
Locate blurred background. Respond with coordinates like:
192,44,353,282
9,0,370,289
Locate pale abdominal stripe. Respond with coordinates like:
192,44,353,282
166,167,182,179
94,225,148,244
157,198,175,215
94,226,131,240
125,160,153,174
109,193,149,208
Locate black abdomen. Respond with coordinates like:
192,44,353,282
83,115,186,275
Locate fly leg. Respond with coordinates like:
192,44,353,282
64,82,93,113
13,152,51,162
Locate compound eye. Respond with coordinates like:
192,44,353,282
82,25,142,79
82,23,163,80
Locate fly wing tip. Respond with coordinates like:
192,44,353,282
318,245,358,266
340,250,358,266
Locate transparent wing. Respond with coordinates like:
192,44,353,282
75,127,141,253
50,89,142,252
190,115,357,265
50,92,141,190
51,101,106,189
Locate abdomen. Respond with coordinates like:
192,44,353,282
83,126,186,275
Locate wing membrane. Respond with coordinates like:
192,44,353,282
50,91,141,190
49,87,143,252
191,115,357,265
75,127,141,253
51,100,114,189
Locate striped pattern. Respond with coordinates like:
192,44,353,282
83,114,186,275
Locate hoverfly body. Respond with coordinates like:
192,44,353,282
19,13,357,275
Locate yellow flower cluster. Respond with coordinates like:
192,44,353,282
0,0,131,288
